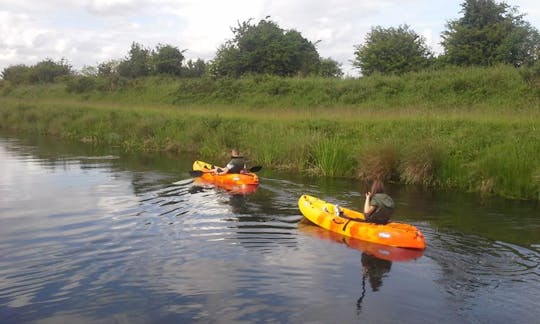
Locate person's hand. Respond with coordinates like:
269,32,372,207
365,191,372,199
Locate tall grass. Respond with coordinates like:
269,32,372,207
310,136,356,177
3,65,537,112
1,65,539,200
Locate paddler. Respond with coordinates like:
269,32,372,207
363,179,395,225
211,148,246,175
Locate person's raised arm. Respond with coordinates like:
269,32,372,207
364,192,375,215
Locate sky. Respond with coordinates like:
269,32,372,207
1,0,539,77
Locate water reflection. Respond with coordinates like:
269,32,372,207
227,193,253,215
297,219,423,316
356,253,392,313
2,133,540,323
192,177,259,195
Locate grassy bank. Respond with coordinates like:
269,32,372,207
1,65,539,200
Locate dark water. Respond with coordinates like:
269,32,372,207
1,134,539,323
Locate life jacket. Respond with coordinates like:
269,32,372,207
226,156,246,174
366,193,394,225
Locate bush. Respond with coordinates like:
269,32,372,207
1,64,32,84
66,76,96,93
1,59,72,85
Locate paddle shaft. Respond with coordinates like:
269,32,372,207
190,165,262,177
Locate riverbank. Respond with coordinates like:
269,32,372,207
0,66,539,200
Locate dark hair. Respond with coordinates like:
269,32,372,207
370,179,385,194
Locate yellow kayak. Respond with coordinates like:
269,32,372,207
298,194,426,249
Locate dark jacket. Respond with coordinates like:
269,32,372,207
226,156,246,174
365,193,394,225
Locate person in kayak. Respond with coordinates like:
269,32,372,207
211,148,246,175
363,180,394,225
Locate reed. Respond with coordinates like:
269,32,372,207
357,142,399,182
1,65,539,200
399,141,440,186
310,136,356,177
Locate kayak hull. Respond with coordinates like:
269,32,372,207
192,160,259,193
298,220,424,261
192,177,258,194
298,194,426,249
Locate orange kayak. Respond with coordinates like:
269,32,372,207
298,219,424,261
298,194,426,249
192,160,259,193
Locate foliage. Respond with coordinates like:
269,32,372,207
2,65,540,200
66,76,96,93
310,136,355,177
1,64,33,84
169,65,535,109
1,59,72,84
353,24,433,76
152,44,185,76
441,0,540,67
5,64,537,110
1,95,537,200
357,143,399,182
519,59,540,95
319,58,344,78
210,18,332,77
117,42,151,78
97,60,120,76
31,58,73,83
94,44,205,79
182,59,207,77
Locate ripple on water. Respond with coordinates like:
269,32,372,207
420,225,540,318
2,136,540,323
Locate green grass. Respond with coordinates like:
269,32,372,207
1,65,539,200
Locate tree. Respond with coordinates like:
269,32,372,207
152,44,185,76
182,59,207,77
1,64,32,84
97,60,119,77
118,42,151,78
1,59,72,84
210,18,322,77
80,65,98,77
441,0,540,67
32,58,72,83
319,57,343,78
353,25,433,76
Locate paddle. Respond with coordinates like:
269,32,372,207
248,165,262,172
189,165,262,177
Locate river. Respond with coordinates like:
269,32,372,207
0,134,539,323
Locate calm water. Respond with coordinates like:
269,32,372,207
1,134,539,323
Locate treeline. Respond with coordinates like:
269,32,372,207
1,0,540,89
0,43,208,92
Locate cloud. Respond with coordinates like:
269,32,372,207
1,0,539,77
85,0,144,15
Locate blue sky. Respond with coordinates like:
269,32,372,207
1,0,539,77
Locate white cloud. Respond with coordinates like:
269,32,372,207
0,0,539,77
85,0,141,14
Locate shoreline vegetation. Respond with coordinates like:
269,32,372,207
1,65,539,200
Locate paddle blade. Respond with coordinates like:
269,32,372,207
249,166,262,172
189,170,204,177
